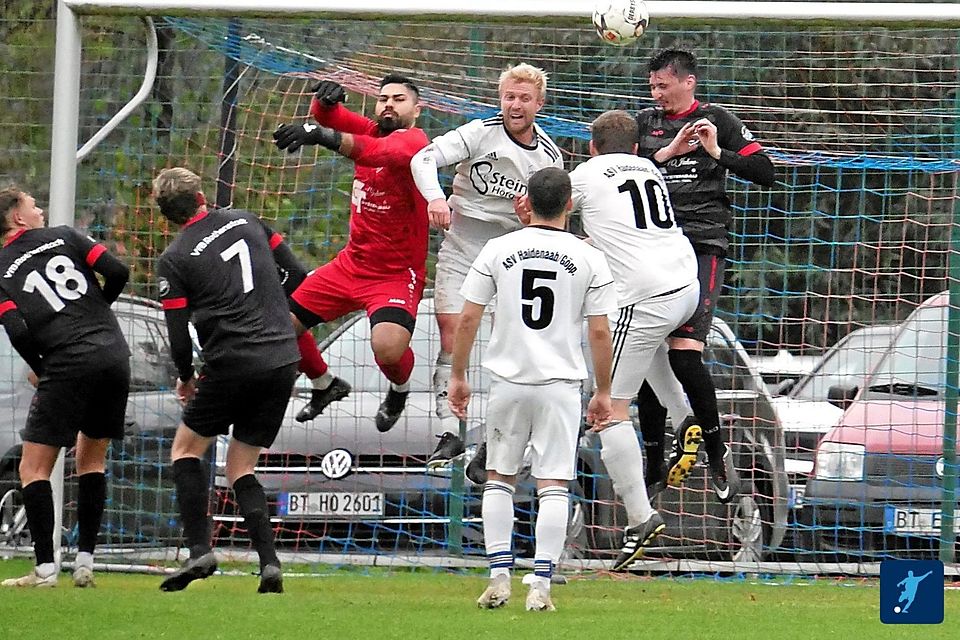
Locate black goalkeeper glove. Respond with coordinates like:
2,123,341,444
311,80,346,106
273,123,343,153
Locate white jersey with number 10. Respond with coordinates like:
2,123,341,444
570,153,697,307
460,225,618,384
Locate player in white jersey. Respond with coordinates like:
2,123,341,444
570,110,702,571
448,167,616,612
410,63,564,467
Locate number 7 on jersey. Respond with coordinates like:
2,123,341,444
220,239,254,293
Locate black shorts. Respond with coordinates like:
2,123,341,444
22,359,131,448
670,253,727,343
182,363,298,448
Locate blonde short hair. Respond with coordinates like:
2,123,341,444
153,167,203,224
498,63,548,101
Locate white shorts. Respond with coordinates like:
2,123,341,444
609,282,700,400
485,377,581,481
434,212,516,314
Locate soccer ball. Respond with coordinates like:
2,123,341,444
593,0,649,46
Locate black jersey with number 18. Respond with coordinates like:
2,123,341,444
0,226,129,377
157,209,298,378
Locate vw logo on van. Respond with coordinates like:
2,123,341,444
320,448,353,479
936,457,945,478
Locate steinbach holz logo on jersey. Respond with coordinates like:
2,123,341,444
469,161,528,198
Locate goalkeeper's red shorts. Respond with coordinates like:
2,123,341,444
290,254,425,327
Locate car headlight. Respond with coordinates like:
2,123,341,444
815,442,865,481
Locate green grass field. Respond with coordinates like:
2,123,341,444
0,559,956,639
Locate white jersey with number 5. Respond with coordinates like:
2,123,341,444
460,226,617,384
570,153,697,306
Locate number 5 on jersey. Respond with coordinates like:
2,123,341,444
521,269,556,330
220,239,254,293
23,255,89,312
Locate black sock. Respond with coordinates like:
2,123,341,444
21,480,55,566
636,381,667,476
77,472,106,554
668,349,724,462
233,474,279,570
172,457,212,559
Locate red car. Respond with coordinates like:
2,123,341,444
802,291,958,559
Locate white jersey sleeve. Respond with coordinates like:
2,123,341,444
431,120,481,167
571,153,697,307
582,251,618,317
410,145,449,203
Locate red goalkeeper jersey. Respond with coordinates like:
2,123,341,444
311,99,429,278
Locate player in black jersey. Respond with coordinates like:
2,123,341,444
0,187,130,588
153,168,303,594
635,49,776,504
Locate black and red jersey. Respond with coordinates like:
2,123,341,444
0,226,129,377
636,101,764,254
157,209,298,378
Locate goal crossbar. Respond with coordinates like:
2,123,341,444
61,0,960,22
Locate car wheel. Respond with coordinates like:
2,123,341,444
0,471,31,549
730,487,767,562
562,478,591,561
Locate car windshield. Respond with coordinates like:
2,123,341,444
321,306,492,392
791,325,897,401
864,303,947,397
115,306,177,392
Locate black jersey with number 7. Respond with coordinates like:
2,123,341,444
157,209,299,378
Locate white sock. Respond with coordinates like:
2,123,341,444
534,486,568,588
75,551,93,569
433,353,453,420
35,562,56,579
646,345,691,427
599,421,652,528
311,371,334,390
482,480,515,578
391,381,410,393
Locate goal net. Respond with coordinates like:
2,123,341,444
1,4,958,575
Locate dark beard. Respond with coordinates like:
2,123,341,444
377,116,405,134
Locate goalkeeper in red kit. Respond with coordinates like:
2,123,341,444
273,73,429,432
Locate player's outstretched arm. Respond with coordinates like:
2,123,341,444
448,301,484,419
273,122,344,155
585,313,613,430
410,145,453,230
347,127,430,169
309,81,377,135
0,302,43,375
